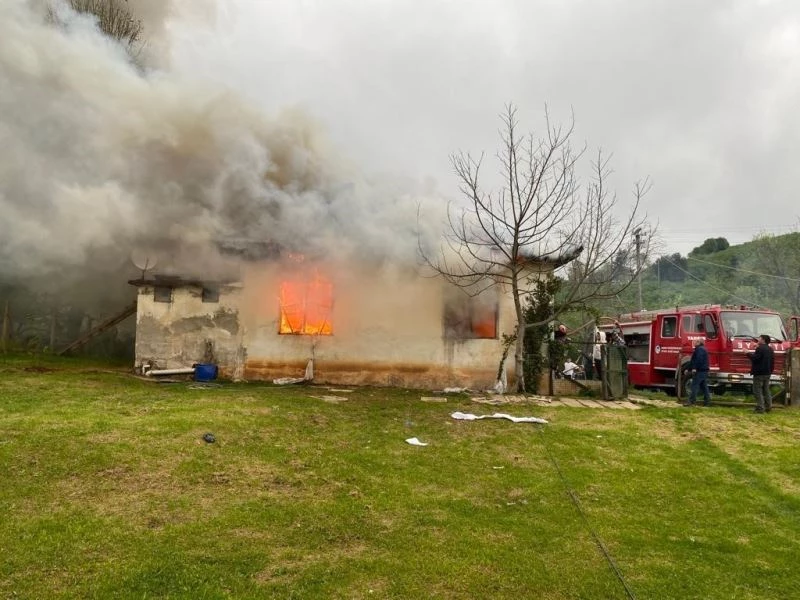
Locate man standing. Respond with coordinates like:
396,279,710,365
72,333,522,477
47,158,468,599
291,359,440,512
684,338,711,406
592,328,606,381
748,334,774,413
563,359,582,380
609,321,626,347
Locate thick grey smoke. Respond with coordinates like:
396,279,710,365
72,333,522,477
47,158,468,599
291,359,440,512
0,0,433,300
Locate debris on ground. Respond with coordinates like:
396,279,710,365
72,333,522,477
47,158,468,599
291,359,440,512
310,395,349,403
451,411,548,424
471,394,547,405
405,437,428,446
202,433,216,443
273,377,307,385
273,359,315,385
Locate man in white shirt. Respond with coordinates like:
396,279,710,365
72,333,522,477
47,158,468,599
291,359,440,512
563,359,582,379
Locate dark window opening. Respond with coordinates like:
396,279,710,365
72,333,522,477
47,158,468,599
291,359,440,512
661,316,677,338
154,286,172,303
202,286,220,303
443,291,498,339
623,333,650,363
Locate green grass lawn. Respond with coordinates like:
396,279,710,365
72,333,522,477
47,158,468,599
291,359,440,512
1,355,798,599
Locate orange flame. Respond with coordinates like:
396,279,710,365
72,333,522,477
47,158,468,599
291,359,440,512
279,272,333,335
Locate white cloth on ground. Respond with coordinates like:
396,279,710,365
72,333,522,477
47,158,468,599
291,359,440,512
451,411,547,424
405,437,428,446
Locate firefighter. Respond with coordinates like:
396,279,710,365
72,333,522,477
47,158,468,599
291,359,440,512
748,334,774,413
683,339,711,406
609,321,626,347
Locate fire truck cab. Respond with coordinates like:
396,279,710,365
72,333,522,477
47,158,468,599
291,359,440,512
602,305,798,396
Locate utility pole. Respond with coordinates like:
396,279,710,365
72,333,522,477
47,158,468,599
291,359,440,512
634,228,643,310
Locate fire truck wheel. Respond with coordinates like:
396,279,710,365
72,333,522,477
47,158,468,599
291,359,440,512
681,375,693,399
679,362,692,399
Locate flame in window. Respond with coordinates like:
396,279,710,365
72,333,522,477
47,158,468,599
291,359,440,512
471,306,498,338
279,273,333,335
443,291,498,339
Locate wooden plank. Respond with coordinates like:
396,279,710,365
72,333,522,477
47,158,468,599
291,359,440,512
615,401,642,410
596,400,625,409
575,399,603,408
560,398,584,408
58,302,137,355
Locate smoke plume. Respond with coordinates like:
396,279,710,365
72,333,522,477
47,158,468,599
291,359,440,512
0,0,434,304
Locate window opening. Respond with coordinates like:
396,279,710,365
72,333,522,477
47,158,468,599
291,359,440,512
443,290,498,339
202,286,220,303
154,286,172,303
279,273,333,335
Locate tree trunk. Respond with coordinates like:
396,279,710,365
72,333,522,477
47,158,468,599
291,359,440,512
514,319,526,392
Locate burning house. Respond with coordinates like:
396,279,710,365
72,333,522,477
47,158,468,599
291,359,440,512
0,5,586,388
128,247,572,390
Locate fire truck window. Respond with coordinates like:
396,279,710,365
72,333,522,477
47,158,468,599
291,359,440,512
626,334,649,363
682,315,703,333
279,274,333,335
662,316,677,338
703,314,718,339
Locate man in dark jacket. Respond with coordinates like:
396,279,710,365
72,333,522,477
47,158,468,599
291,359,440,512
748,334,774,413
685,339,711,406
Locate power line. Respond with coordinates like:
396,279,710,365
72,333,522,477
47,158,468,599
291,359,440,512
686,256,800,283
538,427,637,600
661,256,764,308
659,225,796,234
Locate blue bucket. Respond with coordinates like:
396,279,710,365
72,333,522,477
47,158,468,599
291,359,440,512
194,363,218,382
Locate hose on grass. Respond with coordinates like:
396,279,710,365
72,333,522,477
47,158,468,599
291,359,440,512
537,426,637,600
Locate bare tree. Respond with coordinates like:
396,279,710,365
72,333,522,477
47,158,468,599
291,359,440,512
47,0,144,58
421,104,650,392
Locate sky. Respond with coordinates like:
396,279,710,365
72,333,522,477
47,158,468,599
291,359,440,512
3,0,799,300
169,0,800,256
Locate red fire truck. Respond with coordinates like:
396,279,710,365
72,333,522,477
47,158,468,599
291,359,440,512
600,304,800,396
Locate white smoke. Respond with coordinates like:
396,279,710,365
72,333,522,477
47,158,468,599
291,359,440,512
0,0,438,298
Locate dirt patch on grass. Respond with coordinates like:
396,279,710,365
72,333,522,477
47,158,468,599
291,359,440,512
48,454,345,529
254,544,370,586
552,410,635,432
23,366,56,373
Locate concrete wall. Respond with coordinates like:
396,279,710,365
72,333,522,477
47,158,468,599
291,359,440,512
238,261,518,389
133,284,246,379
133,260,542,389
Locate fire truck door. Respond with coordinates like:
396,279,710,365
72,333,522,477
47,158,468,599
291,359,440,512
653,314,681,370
